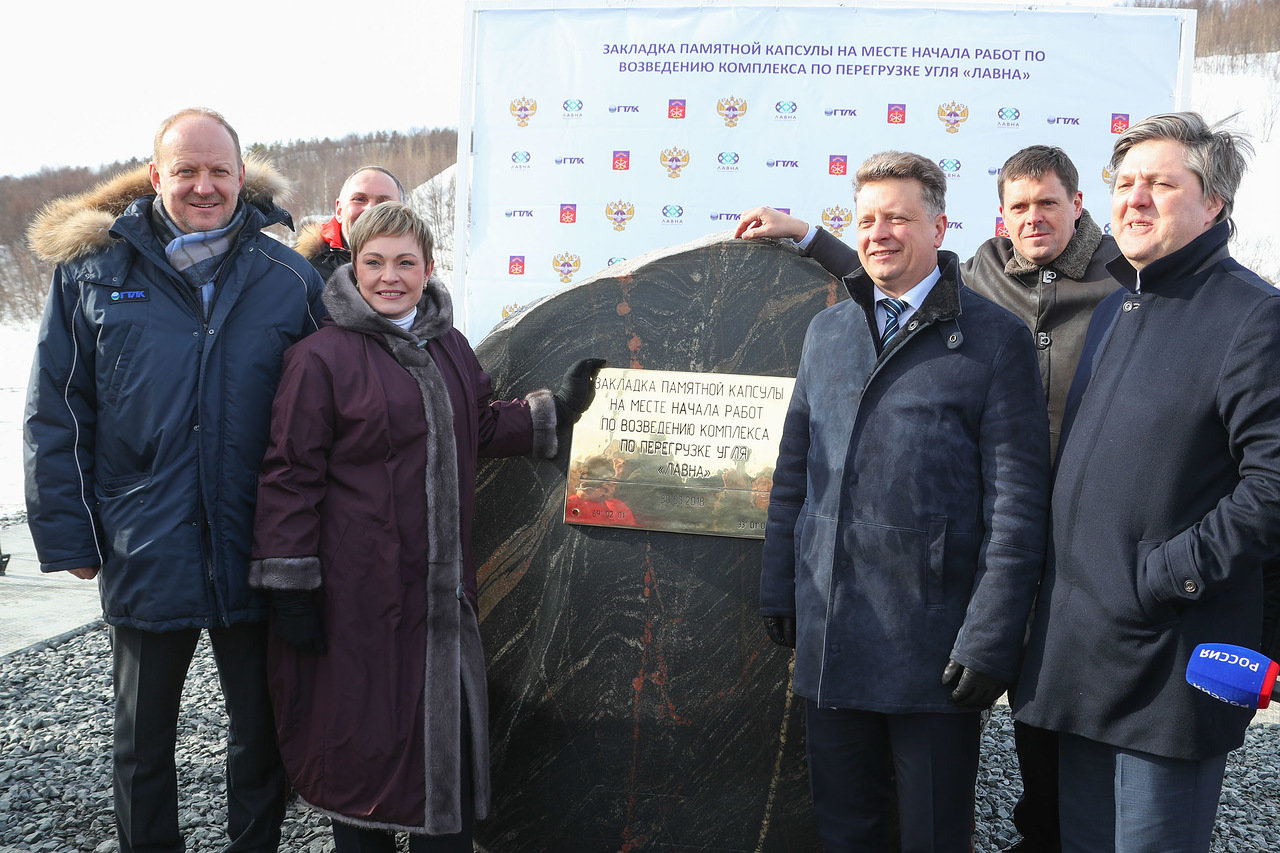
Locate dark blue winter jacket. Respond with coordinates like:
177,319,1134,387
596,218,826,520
25,164,325,630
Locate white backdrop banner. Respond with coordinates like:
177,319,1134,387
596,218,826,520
457,1,1191,338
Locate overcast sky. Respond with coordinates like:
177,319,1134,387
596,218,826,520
4,0,467,177
6,0,1132,179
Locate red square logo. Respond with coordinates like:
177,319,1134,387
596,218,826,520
508,256,525,275
560,204,577,223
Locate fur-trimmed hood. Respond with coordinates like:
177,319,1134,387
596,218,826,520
27,154,293,265
295,217,343,263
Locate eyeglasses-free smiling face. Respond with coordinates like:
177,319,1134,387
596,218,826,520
1111,138,1224,271
337,169,402,242
354,233,434,320
149,115,245,234
855,178,947,298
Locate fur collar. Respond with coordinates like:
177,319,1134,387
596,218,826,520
26,155,292,265
295,217,344,262
321,263,454,342
1004,208,1104,279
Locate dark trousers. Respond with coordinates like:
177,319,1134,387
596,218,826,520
1057,732,1227,853
1012,720,1061,851
805,701,980,853
330,688,474,853
111,622,287,853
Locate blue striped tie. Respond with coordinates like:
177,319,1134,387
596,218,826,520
880,298,908,346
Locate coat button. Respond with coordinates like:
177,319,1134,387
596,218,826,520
1043,270,1057,282
1123,300,1139,312
1183,579,1198,594
456,583,466,600
1036,331,1051,349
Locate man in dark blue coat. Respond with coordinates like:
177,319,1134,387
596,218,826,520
1012,112,1280,852
749,152,1051,851
25,108,326,852
741,144,1120,851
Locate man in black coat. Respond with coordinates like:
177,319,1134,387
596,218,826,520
1013,112,1280,853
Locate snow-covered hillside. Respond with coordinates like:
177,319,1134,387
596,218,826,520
1193,52,1280,282
2,54,1277,521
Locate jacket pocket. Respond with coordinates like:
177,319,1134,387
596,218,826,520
101,323,141,409
97,472,151,499
925,516,947,610
1135,538,1177,626
792,501,810,565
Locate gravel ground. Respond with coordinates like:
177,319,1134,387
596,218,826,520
1,624,1277,852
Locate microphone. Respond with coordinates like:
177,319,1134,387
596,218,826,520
1186,643,1280,710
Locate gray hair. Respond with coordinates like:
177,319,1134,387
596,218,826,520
998,145,1079,203
348,202,434,266
1109,111,1251,232
854,151,947,217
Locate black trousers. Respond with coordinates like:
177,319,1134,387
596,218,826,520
1012,720,1061,851
805,701,980,853
111,622,287,853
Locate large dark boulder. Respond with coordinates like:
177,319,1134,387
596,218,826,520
473,235,842,851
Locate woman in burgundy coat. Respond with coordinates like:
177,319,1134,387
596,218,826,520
250,203,601,852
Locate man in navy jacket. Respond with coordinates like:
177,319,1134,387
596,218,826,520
1012,112,1280,852
25,108,326,852
752,152,1050,851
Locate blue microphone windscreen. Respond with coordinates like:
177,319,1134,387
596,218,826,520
1186,643,1273,709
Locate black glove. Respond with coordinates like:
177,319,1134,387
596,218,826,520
763,615,796,649
553,358,607,425
941,659,1006,709
270,590,326,654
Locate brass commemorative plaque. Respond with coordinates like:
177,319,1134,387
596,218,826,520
564,368,795,538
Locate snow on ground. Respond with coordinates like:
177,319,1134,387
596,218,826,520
0,323,38,523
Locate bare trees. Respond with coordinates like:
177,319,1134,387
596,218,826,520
0,130,457,324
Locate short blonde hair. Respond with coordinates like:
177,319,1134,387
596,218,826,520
348,202,435,266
